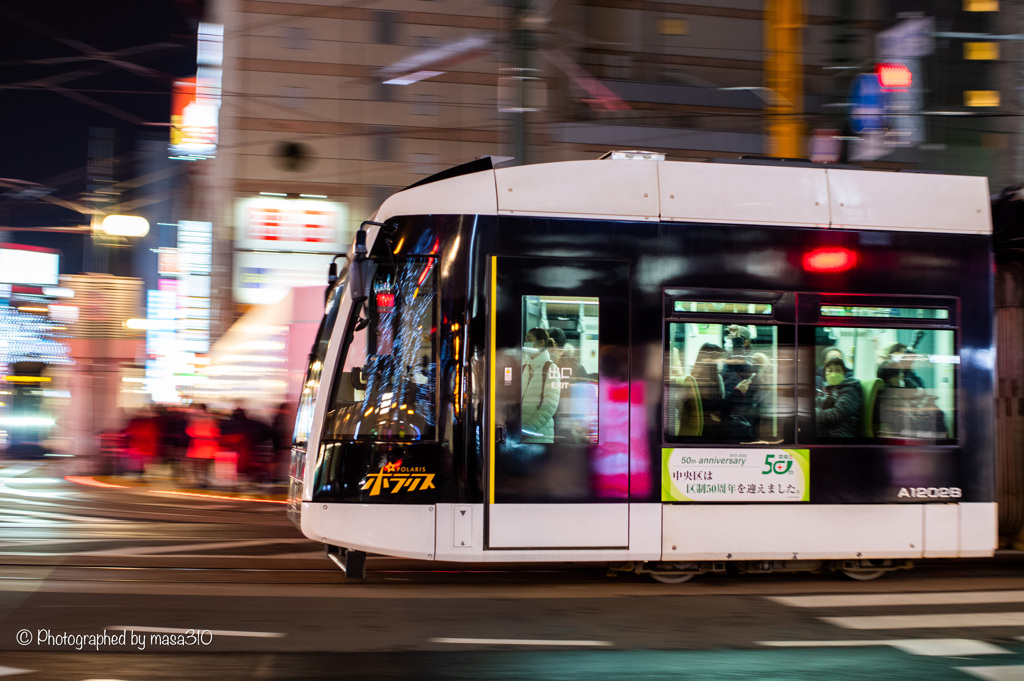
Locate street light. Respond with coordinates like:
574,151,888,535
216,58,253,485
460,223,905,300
98,214,150,238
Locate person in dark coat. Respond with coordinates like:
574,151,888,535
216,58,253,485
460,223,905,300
815,356,862,438
548,327,591,380
271,402,294,483
223,406,275,484
691,343,754,440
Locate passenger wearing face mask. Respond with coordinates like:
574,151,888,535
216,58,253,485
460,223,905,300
815,346,852,390
815,356,862,438
521,327,560,443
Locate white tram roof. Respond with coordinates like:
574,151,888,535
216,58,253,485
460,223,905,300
374,156,992,235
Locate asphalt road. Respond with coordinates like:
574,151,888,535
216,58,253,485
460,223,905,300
5,457,1024,680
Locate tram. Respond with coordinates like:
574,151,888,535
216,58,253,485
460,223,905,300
287,153,995,581
1,361,56,458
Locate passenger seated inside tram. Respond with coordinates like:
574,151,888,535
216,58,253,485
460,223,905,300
815,346,851,390
876,360,946,439
725,324,752,356
885,341,926,389
691,343,755,440
749,351,774,439
720,358,759,440
815,356,861,438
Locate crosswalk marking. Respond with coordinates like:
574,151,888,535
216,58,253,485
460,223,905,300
432,637,613,647
0,464,43,478
759,638,1011,657
108,626,285,638
824,612,1024,630
769,591,1024,609
0,507,122,524
957,665,1024,680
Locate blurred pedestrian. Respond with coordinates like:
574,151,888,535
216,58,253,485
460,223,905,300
154,405,188,478
271,402,294,484
223,405,275,487
185,404,219,487
125,408,158,478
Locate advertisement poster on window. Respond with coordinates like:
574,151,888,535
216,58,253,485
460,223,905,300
662,448,810,502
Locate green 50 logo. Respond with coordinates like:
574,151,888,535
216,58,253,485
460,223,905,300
762,453,793,475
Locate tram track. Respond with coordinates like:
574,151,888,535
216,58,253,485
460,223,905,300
4,557,1024,593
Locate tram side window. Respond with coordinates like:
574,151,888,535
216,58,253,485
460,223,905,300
324,257,438,442
664,322,782,443
292,277,344,447
814,325,955,442
521,295,599,444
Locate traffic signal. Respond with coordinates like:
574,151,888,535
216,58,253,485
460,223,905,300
876,62,912,90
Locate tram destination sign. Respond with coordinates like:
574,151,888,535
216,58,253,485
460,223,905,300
662,448,810,502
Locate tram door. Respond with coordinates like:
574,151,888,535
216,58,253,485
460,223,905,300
489,257,630,549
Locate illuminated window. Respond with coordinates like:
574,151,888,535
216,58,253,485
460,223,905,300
820,305,949,320
964,42,999,60
965,90,1001,107
656,18,689,35
815,327,955,442
520,295,599,444
673,301,773,315
664,322,783,444
964,0,998,10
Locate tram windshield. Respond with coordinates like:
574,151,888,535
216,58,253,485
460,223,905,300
323,256,438,442
292,274,345,447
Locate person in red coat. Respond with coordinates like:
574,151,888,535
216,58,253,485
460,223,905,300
185,404,220,487
125,409,159,477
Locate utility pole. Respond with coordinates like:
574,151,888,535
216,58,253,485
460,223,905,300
510,0,535,166
765,0,805,158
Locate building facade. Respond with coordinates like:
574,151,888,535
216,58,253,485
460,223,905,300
203,0,1016,336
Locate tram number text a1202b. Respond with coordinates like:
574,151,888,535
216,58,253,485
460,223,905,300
897,486,962,499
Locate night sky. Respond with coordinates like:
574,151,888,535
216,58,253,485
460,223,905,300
0,0,204,267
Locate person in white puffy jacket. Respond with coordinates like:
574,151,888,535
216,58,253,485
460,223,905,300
521,328,560,443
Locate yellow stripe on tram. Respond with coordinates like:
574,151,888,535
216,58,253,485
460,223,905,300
489,256,497,505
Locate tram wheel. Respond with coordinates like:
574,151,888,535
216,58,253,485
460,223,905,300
649,571,696,584
840,568,886,581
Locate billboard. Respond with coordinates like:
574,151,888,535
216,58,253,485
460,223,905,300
169,23,223,160
234,197,347,254
0,245,59,286
233,197,348,305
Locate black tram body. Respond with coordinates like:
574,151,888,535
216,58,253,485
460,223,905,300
288,157,994,579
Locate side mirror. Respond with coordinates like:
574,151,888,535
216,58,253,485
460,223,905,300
350,228,370,303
